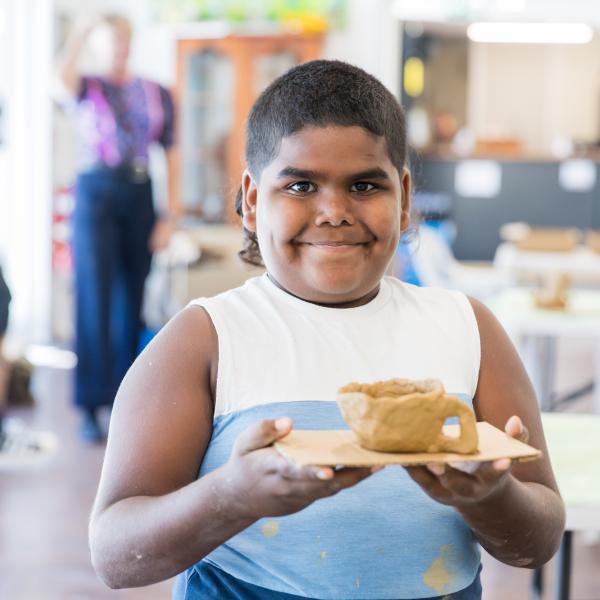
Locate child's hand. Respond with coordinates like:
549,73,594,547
219,417,376,520
405,415,529,508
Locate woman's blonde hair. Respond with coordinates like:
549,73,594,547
104,13,132,33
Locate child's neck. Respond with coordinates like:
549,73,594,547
267,274,380,308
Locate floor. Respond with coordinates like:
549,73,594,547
0,367,172,600
0,339,599,600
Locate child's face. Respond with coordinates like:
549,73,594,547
242,126,410,307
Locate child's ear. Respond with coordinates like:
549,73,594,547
400,167,412,233
241,169,258,233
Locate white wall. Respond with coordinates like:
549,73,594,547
0,2,9,264
324,0,401,97
1,0,53,344
467,37,600,153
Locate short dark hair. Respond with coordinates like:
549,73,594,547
236,59,407,266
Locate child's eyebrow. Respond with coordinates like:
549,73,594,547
277,166,390,181
348,168,390,181
277,167,322,179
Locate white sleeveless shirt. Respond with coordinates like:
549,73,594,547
186,274,482,599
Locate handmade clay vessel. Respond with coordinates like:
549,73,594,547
533,272,570,311
337,378,478,453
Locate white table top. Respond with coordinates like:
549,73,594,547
494,243,600,283
485,288,600,337
541,412,600,531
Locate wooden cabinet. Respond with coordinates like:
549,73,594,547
172,34,322,223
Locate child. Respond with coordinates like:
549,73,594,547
89,60,564,599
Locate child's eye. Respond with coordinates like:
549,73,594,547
287,181,316,194
351,182,376,193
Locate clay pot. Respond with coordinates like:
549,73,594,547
337,378,478,454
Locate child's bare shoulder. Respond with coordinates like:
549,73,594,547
113,304,218,431
148,305,218,389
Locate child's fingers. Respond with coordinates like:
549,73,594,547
233,418,292,455
505,415,529,443
289,466,373,498
428,464,482,498
254,449,334,482
325,466,380,492
260,465,368,502
257,450,302,476
471,458,512,484
428,461,511,501
333,466,374,482
405,465,451,500
285,466,335,481
277,460,333,481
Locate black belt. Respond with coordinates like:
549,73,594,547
84,162,150,183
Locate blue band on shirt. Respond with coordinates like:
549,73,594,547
173,561,483,600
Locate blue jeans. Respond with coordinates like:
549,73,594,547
72,169,155,410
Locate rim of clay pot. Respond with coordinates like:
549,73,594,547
338,378,444,398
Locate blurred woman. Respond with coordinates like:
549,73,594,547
57,14,179,442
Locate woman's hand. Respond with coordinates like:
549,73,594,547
405,415,529,508
149,217,176,252
57,14,105,97
75,14,104,36
216,418,377,521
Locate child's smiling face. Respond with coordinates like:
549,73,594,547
242,126,411,307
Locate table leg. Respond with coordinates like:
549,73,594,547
531,566,543,600
555,530,573,600
540,336,556,411
594,343,600,414
519,334,542,404
519,335,556,410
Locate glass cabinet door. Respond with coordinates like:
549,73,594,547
181,48,234,221
177,36,322,223
253,50,297,96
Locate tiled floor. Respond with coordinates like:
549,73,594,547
0,338,599,599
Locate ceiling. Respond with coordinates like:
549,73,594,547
391,0,600,27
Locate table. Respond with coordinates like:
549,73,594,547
485,288,600,413
494,243,600,285
146,224,264,326
533,413,600,599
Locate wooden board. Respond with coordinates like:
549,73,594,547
274,422,541,467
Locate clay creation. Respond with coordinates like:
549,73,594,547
337,378,479,454
533,272,570,311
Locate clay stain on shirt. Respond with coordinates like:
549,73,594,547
423,544,456,595
261,521,280,538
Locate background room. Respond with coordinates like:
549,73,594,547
0,0,599,598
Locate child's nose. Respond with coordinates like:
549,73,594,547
314,192,356,227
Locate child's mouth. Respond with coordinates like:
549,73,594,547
300,241,368,253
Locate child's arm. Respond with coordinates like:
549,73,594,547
89,306,374,589
407,298,565,569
